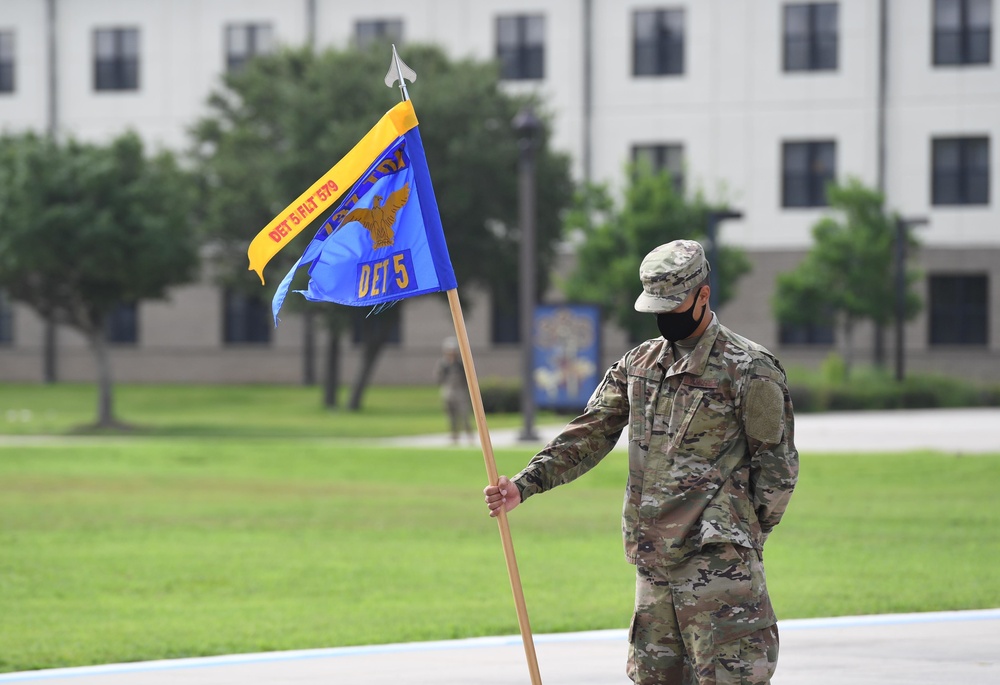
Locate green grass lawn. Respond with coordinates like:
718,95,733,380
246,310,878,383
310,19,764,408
0,383,558,437
1,437,999,673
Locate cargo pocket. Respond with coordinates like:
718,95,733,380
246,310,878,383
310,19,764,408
710,545,777,684
710,545,776,644
713,624,779,685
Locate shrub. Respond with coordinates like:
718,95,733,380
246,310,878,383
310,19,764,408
784,366,1000,412
480,378,520,413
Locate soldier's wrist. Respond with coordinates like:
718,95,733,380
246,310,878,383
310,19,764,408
511,476,530,502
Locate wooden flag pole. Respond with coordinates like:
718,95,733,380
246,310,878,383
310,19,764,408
385,45,541,684
446,288,543,685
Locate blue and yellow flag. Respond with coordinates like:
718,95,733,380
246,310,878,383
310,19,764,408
246,100,457,323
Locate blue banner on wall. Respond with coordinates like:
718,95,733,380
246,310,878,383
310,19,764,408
532,304,601,411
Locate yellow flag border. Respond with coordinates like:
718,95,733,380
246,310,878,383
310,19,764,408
247,101,419,283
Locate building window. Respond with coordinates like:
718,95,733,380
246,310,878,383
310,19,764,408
0,31,14,93
782,140,836,207
632,144,685,195
225,23,274,73
491,284,521,344
0,290,13,345
497,14,545,80
105,302,138,345
932,136,990,206
929,274,988,345
355,19,404,51
223,289,271,344
94,28,139,91
633,9,685,76
783,3,839,71
934,0,992,66
779,321,835,345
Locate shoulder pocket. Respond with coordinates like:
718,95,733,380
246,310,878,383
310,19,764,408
744,378,785,444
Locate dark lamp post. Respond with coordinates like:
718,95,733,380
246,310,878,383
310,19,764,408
513,105,541,441
705,209,743,310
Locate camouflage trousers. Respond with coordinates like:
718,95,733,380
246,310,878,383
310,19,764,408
627,543,779,685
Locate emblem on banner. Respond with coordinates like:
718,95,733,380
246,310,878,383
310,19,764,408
329,184,411,250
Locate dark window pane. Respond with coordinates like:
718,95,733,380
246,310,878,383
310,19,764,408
933,136,990,205
936,0,963,28
0,32,14,93
784,37,811,70
226,24,274,72
934,31,963,64
967,27,992,62
935,0,992,65
94,28,140,91
497,14,545,80
783,141,836,207
785,5,811,34
784,142,810,172
929,275,988,345
969,0,993,61
811,141,836,204
105,302,138,344
784,3,838,71
224,289,271,344
633,9,685,76
968,138,990,203
783,175,811,207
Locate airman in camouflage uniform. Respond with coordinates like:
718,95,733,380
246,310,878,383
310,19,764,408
484,240,798,685
438,336,473,444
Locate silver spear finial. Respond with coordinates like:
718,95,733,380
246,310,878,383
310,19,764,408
384,44,416,101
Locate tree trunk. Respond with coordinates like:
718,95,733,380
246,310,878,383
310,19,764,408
88,329,117,427
347,310,397,411
842,318,855,379
302,309,316,386
43,315,57,384
348,335,386,411
873,323,885,368
323,322,341,409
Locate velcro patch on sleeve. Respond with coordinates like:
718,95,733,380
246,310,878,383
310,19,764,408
744,378,785,444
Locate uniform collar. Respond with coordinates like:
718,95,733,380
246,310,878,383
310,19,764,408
659,313,720,379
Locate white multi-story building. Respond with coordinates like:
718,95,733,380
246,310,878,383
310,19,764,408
1,0,997,383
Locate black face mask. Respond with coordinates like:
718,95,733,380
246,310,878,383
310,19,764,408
656,290,706,342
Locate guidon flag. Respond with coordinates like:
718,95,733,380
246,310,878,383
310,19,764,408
246,100,457,324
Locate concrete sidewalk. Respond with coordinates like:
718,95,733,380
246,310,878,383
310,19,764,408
389,406,1000,454
1,610,997,684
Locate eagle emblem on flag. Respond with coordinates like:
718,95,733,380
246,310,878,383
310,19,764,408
329,184,411,250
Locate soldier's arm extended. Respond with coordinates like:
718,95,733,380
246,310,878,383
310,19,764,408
511,358,630,502
741,361,799,541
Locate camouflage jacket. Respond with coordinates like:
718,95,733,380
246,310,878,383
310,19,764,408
512,315,798,567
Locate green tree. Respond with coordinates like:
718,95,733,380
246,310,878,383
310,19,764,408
0,132,198,427
192,43,572,410
772,177,922,374
563,163,750,341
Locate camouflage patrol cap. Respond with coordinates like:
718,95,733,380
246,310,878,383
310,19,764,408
634,240,711,313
